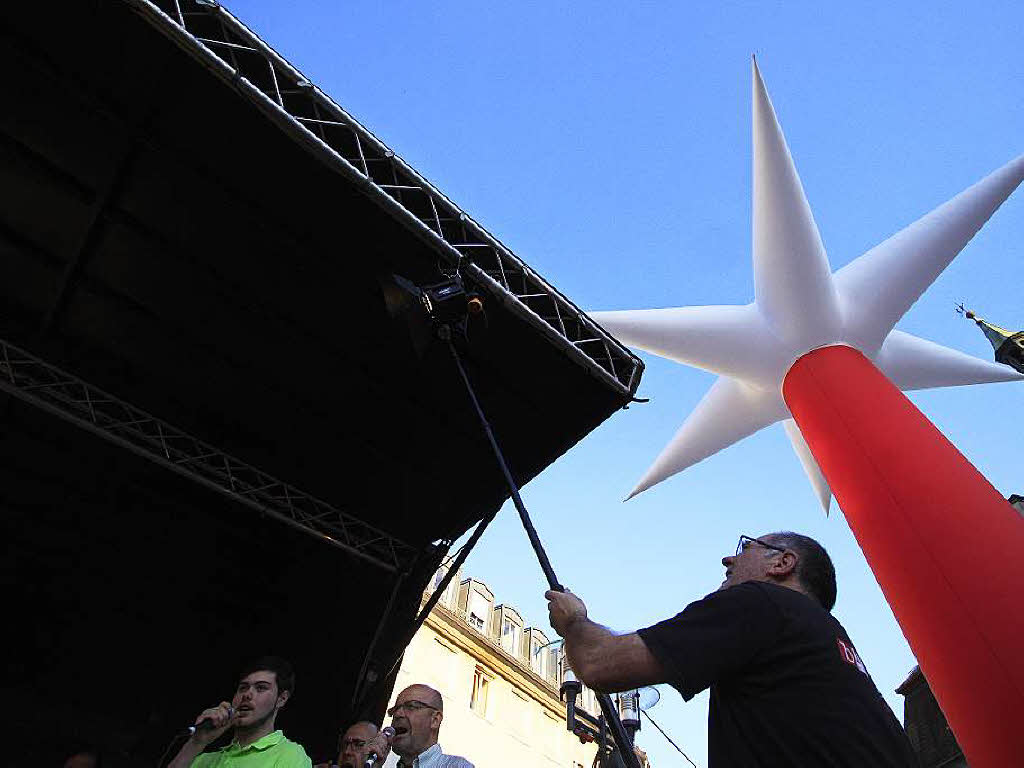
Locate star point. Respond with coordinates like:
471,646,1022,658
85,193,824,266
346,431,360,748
595,64,1024,504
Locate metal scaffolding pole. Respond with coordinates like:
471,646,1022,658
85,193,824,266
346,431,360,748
0,337,416,573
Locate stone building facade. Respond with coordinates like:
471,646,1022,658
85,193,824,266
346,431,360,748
896,666,967,768
383,562,602,767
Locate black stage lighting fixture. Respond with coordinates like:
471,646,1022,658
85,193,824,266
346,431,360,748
419,277,468,324
378,272,487,360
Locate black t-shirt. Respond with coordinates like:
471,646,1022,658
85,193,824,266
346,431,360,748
637,582,917,768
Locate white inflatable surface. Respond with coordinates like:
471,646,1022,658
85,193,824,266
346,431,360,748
592,60,1024,505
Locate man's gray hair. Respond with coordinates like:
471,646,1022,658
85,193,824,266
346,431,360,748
771,532,837,611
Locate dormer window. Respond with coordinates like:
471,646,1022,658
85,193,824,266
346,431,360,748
530,640,545,676
523,627,550,677
501,617,520,655
460,579,494,634
493,604,523,654
430,567,445,591
548,647,560,683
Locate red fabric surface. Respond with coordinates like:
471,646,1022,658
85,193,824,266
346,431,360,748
783,345,1024,768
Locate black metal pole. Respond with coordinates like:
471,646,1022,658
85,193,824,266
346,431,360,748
445,334,642,768
445,333,563,591
356,508,501,715
350,570,405,710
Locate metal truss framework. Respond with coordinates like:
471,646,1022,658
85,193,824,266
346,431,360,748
125,0,643,398
0,337,417,573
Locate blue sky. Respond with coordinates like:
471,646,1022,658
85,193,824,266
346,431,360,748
227,2,1022,763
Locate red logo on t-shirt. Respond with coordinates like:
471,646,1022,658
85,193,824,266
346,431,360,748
837,638,868,675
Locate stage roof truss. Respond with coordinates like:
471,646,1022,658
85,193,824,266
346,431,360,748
0,336,417,573
125,0,643,399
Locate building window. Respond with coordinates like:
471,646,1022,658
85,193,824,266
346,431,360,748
548,647,561,684
501,617,520,655
470,667,490,715
429,568,461,609
467,591,491,634
530,638,546,677
430,567,445,592
579,686,593,715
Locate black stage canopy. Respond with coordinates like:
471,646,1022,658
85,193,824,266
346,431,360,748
0,1,642,765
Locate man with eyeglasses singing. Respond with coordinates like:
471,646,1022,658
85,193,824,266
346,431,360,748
313,721,380,768
333,721,380,768
546,532,917,768
365,684,473,768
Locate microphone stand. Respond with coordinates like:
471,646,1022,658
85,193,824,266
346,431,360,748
443,328,642,768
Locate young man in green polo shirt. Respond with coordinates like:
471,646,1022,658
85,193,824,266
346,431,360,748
169,656,312,768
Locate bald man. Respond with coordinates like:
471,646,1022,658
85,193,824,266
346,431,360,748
369,684,473,768
336,721,379,768
312,721,379,768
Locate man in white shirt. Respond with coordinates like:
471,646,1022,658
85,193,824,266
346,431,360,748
371,684,473,768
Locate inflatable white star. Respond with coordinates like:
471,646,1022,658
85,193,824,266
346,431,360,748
593,60,1024,509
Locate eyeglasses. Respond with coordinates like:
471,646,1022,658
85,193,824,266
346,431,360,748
736,535,787,557
387,699,438,717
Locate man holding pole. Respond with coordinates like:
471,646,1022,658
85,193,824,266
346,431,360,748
545,531,916,767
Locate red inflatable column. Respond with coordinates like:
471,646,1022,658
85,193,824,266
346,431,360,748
782,344,1024,768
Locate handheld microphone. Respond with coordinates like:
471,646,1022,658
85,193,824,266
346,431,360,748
187,706,235,735
364,726,404,767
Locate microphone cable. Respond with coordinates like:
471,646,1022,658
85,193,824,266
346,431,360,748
640,708,698,768
157,731,189,768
